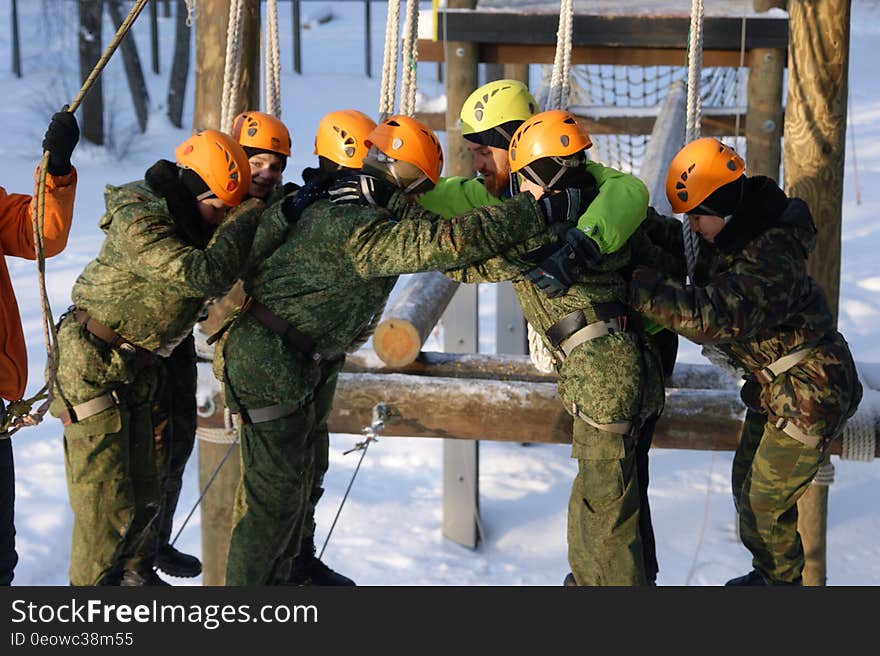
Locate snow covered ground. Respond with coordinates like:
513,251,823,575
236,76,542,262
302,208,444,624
2,0,879,586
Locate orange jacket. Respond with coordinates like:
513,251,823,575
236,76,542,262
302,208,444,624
0,167,77,401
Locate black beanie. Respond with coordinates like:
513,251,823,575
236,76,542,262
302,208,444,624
697,175,746,217
178,167,211,200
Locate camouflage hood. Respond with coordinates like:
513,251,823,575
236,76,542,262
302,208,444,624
714,176,817,257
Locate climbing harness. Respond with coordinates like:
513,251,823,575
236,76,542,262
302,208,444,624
5,0,151,441
318,403,392,560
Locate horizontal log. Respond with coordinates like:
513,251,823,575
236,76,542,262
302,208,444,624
417,39,763,68
436,10,789,50
343,350,738,390
328,372,879,458
372,272,459,366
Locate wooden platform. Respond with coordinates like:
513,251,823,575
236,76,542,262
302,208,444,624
419,4,788,67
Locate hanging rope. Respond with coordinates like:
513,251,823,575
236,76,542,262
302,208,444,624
681,0,705,283
183,0,197,27
263,0,282,118
378,0,402,120
2,0,151,440
398,0,421,117
219,0,246,132
547,0,574,111
527,0,575,375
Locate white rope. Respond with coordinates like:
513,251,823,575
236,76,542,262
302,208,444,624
398,0,420,117
681,0,704,284
219,0,246,132
840,396,877,463
378,0,401,119
195,406,238,445
813,461,835,486
263,0,282,117
184,0,196,27
547,0,574,111
527,0,574,374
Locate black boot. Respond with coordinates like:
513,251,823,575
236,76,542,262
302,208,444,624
288,538,355,586
155,544,202,578
120,568,171,586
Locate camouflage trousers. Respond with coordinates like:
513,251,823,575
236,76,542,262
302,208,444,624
224,403,318,585
150,336,198,549
53,318,164,586
567,418,647,586
731,409,827,584
223,356,344,586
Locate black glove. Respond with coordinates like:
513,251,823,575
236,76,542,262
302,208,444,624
328,174,396,208
42,108,80,176
523,227,602,298
537,188,591,226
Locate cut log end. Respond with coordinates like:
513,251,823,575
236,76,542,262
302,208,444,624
373,320,422,367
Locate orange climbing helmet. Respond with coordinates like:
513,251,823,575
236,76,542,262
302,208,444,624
508,110,592,189
314,109,378,168
363,114,444,192
231,111,291,157
666,137,746,214
174,129,251,206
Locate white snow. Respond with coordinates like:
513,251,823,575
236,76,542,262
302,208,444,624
1,0,879,587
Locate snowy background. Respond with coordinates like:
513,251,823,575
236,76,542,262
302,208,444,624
2,0,879,586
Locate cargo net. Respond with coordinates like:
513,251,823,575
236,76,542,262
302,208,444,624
537,64,748,174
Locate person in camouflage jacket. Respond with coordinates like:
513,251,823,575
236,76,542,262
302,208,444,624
50,130,287,586
216,115,571,585
417,111,663,586
419,82,666,584
629,138,862,585
151,112,296,581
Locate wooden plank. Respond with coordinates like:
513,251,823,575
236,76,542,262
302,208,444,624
418,39,763,68
437,11,789,51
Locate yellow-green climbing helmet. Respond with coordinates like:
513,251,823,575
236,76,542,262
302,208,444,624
460,79,539,144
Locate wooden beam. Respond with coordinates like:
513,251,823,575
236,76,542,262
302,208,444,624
343,350,739,391
637,81,686,214
418,39,770,68
436,10,790,50
327,372,878,459
784,0,852,590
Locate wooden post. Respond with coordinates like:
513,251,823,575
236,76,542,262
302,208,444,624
444,0,477,178
639,81,686,215
292,0,302,74
108,0,150,133
11,0,21,78
166,0,191,128
373,272,459,367
193,0,261,586
77,0,104,145
193,0,260,131
195,394,241,586
784,0,851,587
150,0,160,75
364,0,372,78
745,0,785,180
162,0,171,18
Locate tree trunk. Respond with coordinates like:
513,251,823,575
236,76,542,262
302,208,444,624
167,0,191,128
107,0,150,132
784,0,852,588
150,0,160,74
77,0,104,145
193,0,260,131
